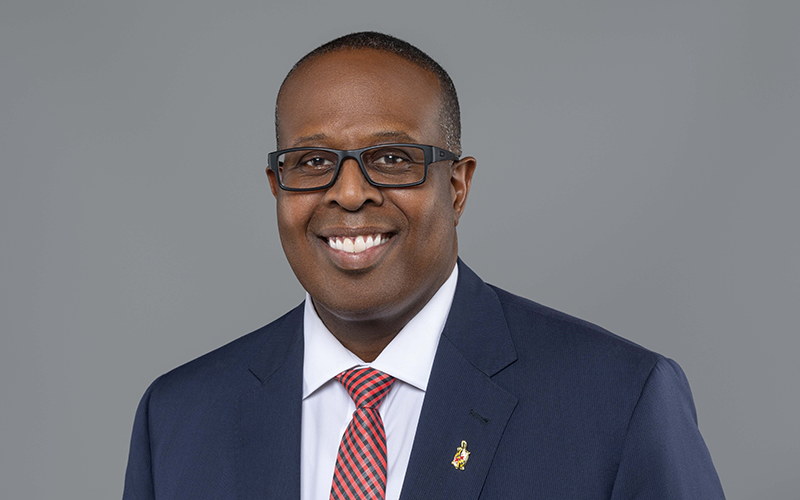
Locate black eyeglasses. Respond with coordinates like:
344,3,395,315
267,144,459,192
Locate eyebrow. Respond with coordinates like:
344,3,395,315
291,133,328,148
290,131,419,148
369,131,417,143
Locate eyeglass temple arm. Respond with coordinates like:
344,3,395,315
432,147,459,162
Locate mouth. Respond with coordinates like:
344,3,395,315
325,233,392,254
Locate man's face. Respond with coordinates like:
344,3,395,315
270,49,474,328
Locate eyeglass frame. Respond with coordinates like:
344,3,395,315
267,143,460,192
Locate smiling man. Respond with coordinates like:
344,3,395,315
123,32,725,500
270,45,472,364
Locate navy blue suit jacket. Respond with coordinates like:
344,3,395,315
123,261,725,499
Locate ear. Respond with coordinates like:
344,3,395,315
450,156,476,226
267,168,279,198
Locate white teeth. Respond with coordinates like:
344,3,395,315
354,235,366,253
342,238,354,253
327,233,389,254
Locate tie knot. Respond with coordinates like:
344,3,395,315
336,367,395,409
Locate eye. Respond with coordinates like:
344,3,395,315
300,155,335,169
372,153,408,165
367,147,415,166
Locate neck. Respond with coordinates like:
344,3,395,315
313,292,434,362
312,262,455,362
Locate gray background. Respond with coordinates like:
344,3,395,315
2,0,798,498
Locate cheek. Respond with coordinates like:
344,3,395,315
419,173,458,230
276,197,314,250
397,187,456,252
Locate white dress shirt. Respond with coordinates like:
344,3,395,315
300,264,458,500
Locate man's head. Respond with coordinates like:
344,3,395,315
268,32,476,351
276,31,462,156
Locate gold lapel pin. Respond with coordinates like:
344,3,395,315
451,440,470,470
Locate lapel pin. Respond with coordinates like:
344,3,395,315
451,440,471,470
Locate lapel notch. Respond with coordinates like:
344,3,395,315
400,261,518,500
237,305,304,499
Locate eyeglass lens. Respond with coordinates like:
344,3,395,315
277,145,426,189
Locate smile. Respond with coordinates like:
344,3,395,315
327,234,391,254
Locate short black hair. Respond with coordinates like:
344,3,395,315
275,31,461,155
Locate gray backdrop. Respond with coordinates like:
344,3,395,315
2,1,798,498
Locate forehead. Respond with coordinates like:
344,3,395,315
277,49,443,148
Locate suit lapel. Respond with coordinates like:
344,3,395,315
400,261,518,500
234,262,515,500
237,305,304,500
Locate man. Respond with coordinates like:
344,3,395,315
123,32,725,499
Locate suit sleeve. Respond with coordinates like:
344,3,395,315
609,357,726,500
122,379,158,500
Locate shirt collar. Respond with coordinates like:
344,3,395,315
302,263,459,399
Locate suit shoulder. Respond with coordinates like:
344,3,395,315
146,304,302,405
488,284,661,374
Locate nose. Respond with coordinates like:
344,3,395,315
322,157,384,211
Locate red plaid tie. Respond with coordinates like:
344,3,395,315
330,367,396,500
